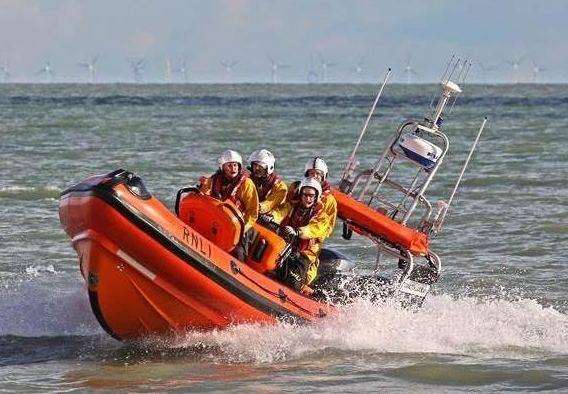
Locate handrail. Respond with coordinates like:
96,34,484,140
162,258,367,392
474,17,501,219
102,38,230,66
174,186,201,215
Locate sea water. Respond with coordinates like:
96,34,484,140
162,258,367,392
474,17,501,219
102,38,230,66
1,83,567,391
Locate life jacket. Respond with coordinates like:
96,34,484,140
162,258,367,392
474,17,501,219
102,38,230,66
321,180,332,197
210,169,249,211
252,172,281,202
281,201,323,253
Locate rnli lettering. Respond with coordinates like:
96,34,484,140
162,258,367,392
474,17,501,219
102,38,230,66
182,226,212,258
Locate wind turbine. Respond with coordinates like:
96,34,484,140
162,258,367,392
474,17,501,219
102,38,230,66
318,54,337,83
164,57,172,83
505,56,524,84
220,59,238,82
530,59,546,83
177,59,189,83
267,55,290,83
0,60,10,82
306,53,319,83
354,56,365,83
128,58,145,83
37,61,55,82
77,55,99,83
403,59,419,84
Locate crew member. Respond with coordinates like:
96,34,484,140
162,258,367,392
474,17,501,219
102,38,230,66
264,177,331,293
287,156,337,238
199,149,259,260
248,149,287,216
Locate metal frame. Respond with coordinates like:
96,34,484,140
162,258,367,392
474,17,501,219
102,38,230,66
335,56,484,300
346,120,450,228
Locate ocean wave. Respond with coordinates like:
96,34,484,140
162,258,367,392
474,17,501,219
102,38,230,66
0,185,60,201
2,94,567,108
2,282,566,362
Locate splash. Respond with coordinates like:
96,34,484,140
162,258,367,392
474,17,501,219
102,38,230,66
1,279,567,363
25,264,57,276
0,280,101,336
164,295,568,363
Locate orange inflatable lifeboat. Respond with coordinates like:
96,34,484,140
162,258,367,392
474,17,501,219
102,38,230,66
59,169,332,341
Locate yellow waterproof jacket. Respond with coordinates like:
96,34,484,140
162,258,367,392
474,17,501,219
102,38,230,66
271,200,329,265
259,178,288,215
287,180,337,239
200,175,259,232
321,191,337,238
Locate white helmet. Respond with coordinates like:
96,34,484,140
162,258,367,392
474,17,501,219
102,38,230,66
298,177,322,201
218,149,242,169
248,149,275,175
304,156,328,180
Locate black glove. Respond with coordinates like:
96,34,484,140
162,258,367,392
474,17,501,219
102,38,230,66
257,213,273,226
281,226,298,242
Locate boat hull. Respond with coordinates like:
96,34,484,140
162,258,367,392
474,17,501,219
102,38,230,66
59,170,331,340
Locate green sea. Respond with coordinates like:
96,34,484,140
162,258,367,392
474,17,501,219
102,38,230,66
1,83,567,391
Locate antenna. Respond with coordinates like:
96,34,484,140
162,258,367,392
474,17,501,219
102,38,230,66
427,56,470,122
426,56,468,130
341,67,393,182
448,58,472,112
434,117,488,233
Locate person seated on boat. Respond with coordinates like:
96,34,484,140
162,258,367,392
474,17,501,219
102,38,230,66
199,149,259,261
262,177,331,293
287,156,338,239
248,149,288,217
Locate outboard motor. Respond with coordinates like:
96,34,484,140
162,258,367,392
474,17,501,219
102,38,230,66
317,248,355,282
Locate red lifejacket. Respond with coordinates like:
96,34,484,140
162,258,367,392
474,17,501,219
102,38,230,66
281,201,323,252
210,170,249,211
252,172,280,202
321,180,332,197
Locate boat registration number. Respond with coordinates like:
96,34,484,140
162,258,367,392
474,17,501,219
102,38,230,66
398,279,430,297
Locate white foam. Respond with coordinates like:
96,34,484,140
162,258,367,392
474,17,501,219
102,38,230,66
169,295,568,363
0,185,60,200
25,264,57,276
1,278,566,362
0,185,59,192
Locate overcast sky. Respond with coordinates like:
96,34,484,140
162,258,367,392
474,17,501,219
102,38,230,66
0,0,566,83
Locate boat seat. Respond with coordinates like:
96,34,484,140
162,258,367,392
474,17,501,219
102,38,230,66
176,189,243,252
246,224,287,274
